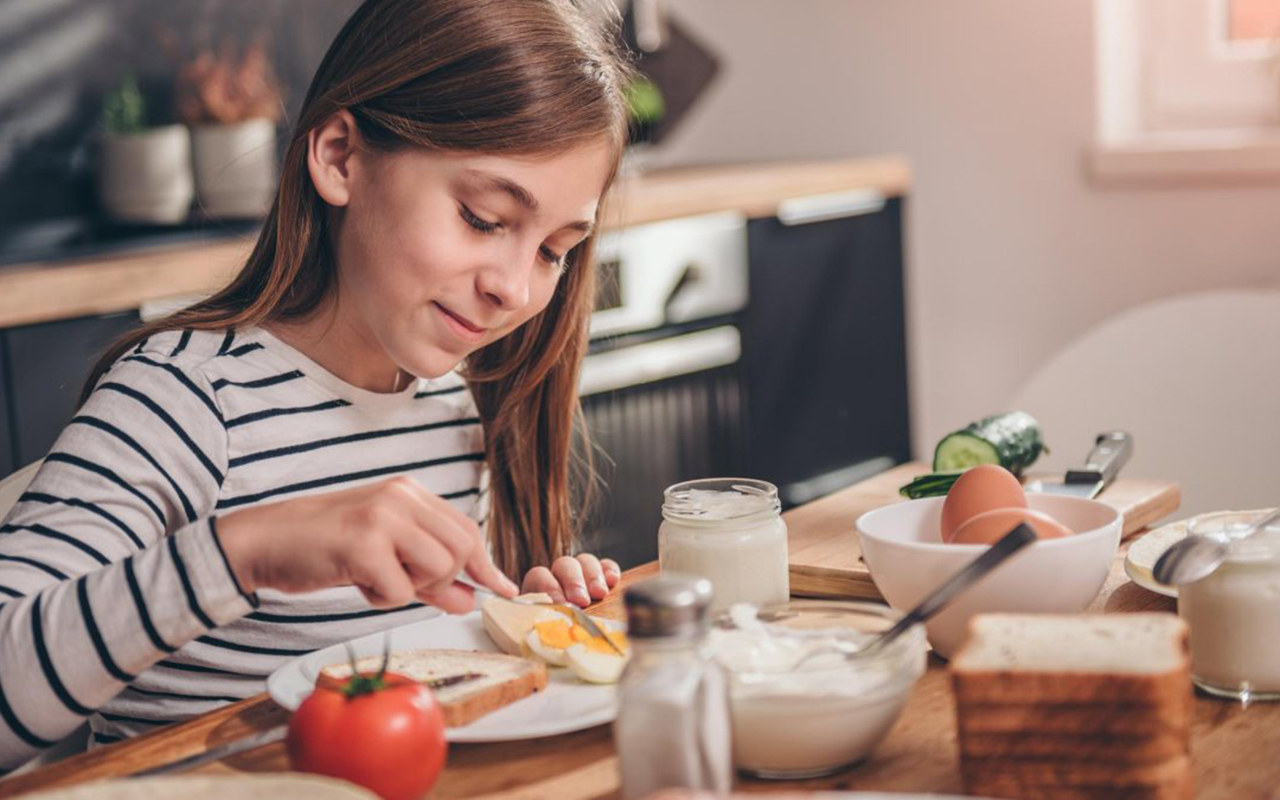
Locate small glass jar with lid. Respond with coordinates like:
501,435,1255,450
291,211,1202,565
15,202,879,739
1178,509,1280,701
658,478,789,616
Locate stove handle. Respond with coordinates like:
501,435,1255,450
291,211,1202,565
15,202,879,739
579,325,740,397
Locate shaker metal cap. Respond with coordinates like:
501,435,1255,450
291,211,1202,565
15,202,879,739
624,573,714,638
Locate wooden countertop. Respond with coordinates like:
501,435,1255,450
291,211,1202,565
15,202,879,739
7,467,1280,799
0,156,910,329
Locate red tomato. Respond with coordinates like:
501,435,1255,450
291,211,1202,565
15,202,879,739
287,670,447,800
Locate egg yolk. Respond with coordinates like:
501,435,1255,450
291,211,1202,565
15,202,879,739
533,619,574,649
535,615,630,655
584,630,630,655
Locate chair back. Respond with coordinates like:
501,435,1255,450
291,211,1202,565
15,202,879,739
1011,289,1280,518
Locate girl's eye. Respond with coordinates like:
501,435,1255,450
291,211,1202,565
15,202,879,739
459,204,500,233
539,246,567,271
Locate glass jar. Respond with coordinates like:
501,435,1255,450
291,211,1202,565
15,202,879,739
658,478,789,615
1178,509,1280,701
711,599,926,779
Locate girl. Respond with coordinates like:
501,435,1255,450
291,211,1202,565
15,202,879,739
0,0,630,768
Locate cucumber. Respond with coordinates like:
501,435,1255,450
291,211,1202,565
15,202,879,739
932,411,1046,475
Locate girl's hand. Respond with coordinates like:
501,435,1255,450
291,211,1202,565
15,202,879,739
215,476,518,615
521,553,622,607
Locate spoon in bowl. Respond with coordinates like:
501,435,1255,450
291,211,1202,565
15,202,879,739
794,522,1037,667
1152,507,1280,587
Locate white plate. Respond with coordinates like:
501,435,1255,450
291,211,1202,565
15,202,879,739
266,611,618,742
1124,517,1188,598
1125,508,1275,598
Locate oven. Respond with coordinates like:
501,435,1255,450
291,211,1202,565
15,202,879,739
578,212,749,569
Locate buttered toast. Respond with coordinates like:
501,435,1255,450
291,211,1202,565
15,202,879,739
321,648,548,727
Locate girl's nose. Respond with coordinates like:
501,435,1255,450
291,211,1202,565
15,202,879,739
476,254,532,311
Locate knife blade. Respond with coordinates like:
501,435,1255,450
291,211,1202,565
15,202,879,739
1026,430,1133,499
128,672,483,777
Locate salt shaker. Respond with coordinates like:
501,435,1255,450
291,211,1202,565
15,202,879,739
614,574,732,799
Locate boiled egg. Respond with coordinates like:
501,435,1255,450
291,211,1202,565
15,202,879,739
940,464,1028,542
525,617,576,666
565,642,627,684
950,506,1073,545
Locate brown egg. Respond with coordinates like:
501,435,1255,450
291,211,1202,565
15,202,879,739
940,464,1028,542
949,506,1074,545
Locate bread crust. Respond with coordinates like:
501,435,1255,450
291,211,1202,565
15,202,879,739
439,659,548,727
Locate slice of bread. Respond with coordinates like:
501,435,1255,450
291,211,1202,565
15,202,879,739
321,648,548,727
950,614,1191,705
958,729,1188,763
963,754,1193,799
957,701,1190,737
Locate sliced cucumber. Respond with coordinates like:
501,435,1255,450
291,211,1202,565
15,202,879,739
933,435,1000,472
931,411,1045,476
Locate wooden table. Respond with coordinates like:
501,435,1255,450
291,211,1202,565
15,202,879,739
4,469,1278,799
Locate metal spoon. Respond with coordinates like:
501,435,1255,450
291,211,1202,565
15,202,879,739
1152,507,1280,587
794,522,1037,666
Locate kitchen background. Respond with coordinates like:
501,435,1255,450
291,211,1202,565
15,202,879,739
2,0,1279,557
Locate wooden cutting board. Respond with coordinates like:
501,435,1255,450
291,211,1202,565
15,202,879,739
783,462,1181,601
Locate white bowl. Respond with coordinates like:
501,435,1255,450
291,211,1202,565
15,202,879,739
855,494,1121,659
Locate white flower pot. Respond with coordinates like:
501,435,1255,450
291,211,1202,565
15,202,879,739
191,118,278,219
98,125,194,224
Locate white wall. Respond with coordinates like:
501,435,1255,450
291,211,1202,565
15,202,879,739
649,1,1280,468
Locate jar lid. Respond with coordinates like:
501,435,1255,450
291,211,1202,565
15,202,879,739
661,478,781,524
624,573,714,638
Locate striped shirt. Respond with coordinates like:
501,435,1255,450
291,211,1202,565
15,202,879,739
0,328,487,768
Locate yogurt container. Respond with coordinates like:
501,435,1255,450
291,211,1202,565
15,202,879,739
1178,509,1280,701
659,479,789,615
710,599,927,778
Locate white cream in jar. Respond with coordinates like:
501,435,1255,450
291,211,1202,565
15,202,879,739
710,601,926,778
659,479,788,615
1178,512,1280,701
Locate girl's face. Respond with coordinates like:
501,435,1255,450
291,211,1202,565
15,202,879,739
331,138,614,380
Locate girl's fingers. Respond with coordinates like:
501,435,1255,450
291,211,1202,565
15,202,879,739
575,553,609,600
551,556,590,607
600,558,622,587
392,478,516,598
522,566,566,604
347,536,415,608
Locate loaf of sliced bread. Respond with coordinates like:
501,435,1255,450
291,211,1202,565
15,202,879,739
950,614,1191,705
957,701,1190,737
321,648,548,727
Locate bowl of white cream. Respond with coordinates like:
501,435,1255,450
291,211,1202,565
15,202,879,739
710,599,927,779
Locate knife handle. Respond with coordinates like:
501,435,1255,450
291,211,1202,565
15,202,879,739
1065,431,1133,486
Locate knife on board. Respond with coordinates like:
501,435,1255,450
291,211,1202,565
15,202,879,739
1025,430,1133,499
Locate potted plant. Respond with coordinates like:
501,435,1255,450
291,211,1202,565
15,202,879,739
177,41,283,219
98,73,194,224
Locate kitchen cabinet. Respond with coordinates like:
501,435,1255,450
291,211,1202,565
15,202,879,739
1,312,141,473
743,197,911,508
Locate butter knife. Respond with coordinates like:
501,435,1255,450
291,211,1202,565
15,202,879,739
128,672,482,777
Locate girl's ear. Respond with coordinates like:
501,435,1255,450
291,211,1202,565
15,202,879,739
307,109,363,207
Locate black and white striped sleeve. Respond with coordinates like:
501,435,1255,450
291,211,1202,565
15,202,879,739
0,354,256,770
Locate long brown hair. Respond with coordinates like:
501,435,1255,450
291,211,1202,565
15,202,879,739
85,0,632,579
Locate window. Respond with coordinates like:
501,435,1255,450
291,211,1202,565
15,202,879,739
1093,0,1280,180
